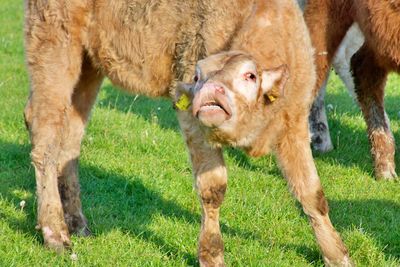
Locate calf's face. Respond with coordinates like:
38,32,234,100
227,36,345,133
176,51,289,147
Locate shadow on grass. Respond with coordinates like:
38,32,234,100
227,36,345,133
1,139,400,264
98,84,180,132
330,199,400,259
0,140,263,265
80,165,199,265
290,198,400,263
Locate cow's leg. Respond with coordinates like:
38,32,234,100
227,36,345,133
304,0,353,96
331,23,364,98
177,113,227,267
24,17,84,252
57,55,103,236
351,44,396,180
309,77,334,152
275,123,352,266
304,0,353,151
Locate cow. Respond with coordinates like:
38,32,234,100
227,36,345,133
24,0,351,265
304,0,400,180
309,23,364,153
297,0,365,153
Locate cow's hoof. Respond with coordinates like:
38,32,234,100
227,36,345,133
312,141,334,153
312,135,334,153
310,124,334,153
65,213,91,237
75,225,92,237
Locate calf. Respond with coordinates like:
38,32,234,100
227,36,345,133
175,51,352,267
24,0,351,265
304,0,400,179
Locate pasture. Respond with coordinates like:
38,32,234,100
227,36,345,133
0,1,399,266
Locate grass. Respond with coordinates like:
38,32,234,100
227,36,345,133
1,1,400,266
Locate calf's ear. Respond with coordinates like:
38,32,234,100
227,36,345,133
174,82,193,111
261,65,289,103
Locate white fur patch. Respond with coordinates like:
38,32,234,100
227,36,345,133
232,61,258,101
258,15,272,28
42,226,53,237
261,70,281,93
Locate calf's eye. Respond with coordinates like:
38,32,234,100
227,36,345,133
193,75,199,82
244,72,257,82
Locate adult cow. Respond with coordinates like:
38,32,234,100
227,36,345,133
298,0,365,153
304,0,400,180
309,24,364,153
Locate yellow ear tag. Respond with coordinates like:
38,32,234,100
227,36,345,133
267,94,276,102
175,94,191,111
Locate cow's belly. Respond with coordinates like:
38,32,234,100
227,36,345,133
86,0,195,97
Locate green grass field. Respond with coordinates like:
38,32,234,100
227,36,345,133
1,1,399,266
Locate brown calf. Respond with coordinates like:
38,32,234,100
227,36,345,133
176,50,352,266
24,0,351,265
304,0,400,180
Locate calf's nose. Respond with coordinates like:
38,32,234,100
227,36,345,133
215,85,225,95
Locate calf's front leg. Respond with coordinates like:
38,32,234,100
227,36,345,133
275,122,352,266
178,112,227,267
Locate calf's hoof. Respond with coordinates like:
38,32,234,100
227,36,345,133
41,225,71,254
375,165,397,181
199,256,225,267
199,233,225,267
324,255,354,267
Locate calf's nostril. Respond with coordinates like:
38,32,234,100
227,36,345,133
215,86,225,95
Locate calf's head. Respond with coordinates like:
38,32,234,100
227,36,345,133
175,51,289,148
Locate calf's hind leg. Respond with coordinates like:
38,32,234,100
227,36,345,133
25,55,101,244
178,113,228,267
351,44,396,180
275,124,352,266
57,55,103,236
24,21,84,252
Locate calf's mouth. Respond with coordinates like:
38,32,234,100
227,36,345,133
192,85,232,127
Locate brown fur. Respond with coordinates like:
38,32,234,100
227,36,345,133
25,0,350,265
304,0,400,179
176,21,351,267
